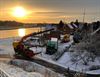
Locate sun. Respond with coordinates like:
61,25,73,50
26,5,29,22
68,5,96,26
13,6,26,17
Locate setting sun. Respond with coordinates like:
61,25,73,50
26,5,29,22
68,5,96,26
13,6,26,17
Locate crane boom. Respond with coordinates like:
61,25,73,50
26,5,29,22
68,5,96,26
19,28,54,44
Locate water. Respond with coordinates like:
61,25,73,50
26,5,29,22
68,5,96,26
0,27,44,39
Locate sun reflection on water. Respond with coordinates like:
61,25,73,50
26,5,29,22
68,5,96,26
18,28,26,37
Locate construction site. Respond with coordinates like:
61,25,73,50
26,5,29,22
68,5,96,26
0,21,100,77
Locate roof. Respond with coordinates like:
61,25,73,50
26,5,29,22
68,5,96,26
67,23,78,29
72,23,78,28
67,24,74,29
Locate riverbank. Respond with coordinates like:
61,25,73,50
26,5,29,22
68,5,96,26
0,26,44,30
0,26,22,30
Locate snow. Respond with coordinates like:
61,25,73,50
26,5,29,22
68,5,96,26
86,69,100,75
30,47,45,53
0,62,44,77
0,37,100,75
0,58,66,77
0,38,65,77
56,51,100,74
0,38,15,55
57,52,71,64
34,36,100,75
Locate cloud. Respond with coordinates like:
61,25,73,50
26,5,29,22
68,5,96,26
35,12,99,16
35,11,100,15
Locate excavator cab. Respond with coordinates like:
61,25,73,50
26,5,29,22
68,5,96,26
13,41,35,58
13,41,19,54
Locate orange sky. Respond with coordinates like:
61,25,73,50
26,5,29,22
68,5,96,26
0,0,100,23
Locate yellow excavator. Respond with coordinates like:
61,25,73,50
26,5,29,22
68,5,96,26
61,34,70,43
13,28,54,58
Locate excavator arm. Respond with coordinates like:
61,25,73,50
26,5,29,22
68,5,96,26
13,28,54,58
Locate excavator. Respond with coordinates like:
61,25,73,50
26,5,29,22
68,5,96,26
61,34,70,43
13,28,54,58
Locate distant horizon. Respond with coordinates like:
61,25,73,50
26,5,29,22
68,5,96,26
0,0,100,23
0,20,100,24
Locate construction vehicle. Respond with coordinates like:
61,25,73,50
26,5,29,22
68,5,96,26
46,38,58,55
13,28,54,58
61,34,70,43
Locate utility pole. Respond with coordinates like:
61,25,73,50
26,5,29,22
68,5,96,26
83,9,85,23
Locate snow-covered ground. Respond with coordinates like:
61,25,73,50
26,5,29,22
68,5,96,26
57,52,100,75
0,38,65,77
0,62,44,77
34,44,100,75
25,35,100,75
0,59,66,77
0,36,100,76
0,37,20,55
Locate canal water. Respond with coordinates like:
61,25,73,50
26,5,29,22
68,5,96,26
0,27,44,39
